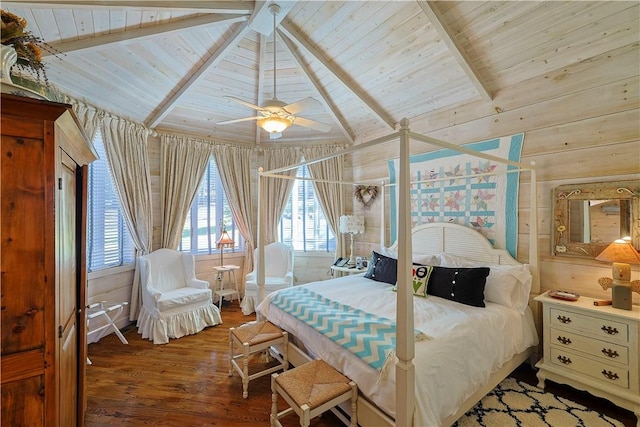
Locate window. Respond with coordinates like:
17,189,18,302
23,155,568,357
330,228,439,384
87,129,135,272
279,165,336,251
180,157,243,254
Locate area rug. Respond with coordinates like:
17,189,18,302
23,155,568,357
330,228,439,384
453,377,624,427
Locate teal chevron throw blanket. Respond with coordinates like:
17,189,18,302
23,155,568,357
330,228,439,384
271,287,429,371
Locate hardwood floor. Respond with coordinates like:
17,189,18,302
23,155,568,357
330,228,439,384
86,302,636,426
85,302,342,426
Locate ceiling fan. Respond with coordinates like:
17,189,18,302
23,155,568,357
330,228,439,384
217,3,331,140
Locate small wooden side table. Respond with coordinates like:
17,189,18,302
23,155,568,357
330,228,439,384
331,265,367,278
214,265,241,309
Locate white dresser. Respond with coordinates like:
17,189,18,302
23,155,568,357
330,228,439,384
535,292,639,426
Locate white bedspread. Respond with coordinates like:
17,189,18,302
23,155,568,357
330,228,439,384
257,274,538,426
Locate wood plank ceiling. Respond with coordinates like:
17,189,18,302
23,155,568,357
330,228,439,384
3,1,638,145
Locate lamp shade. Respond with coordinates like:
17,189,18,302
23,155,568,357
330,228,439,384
596,239,640,264
339,215,365,235
216,230,234,248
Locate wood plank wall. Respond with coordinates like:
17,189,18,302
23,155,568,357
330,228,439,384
351,42,639,305
87,38,639,340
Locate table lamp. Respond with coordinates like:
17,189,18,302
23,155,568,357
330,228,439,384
216,226,234,267
339,215,365,267
596,238,640,310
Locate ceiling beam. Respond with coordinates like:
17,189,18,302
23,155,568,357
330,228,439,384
3,1,253,13
278,31,355,144
278,20,397,131
43,14,248,57
146,20,250,128
417,0,492,102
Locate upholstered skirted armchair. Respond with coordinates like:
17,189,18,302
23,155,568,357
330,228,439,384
241,242,294,315
136,249,222,344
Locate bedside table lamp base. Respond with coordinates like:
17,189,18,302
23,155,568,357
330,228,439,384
612,283,632,310
347,233,356,267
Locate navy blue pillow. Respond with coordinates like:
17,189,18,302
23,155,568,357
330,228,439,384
427,266,489,307
364,251,397,285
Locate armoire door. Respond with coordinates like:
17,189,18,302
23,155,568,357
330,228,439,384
57,150,79,427
0,131,48,426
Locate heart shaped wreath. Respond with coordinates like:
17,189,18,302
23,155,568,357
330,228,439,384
353,185,378,210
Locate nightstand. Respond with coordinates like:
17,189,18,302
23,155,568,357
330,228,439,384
535,292,639,426
331,265,367,277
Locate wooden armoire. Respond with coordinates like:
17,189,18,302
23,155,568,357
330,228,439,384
1,93,97,426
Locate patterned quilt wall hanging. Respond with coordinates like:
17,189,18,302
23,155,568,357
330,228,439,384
388,133,524,258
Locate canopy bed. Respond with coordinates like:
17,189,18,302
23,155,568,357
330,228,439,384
254,119,540,426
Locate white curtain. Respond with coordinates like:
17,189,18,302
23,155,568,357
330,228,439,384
212,144,255,278
67,98,103,141
101,117,153,321
262,147,301,244
160,134,211,249
301,144,346,259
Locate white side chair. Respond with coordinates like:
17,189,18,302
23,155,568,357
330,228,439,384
241,242,294,315
136,248,222,344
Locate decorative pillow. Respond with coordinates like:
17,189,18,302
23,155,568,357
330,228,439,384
435,253,532,313
391,264,433,297
427,266,489,307
411,265,432,297
364,251,397,285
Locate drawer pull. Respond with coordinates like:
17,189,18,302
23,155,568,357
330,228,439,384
557,336,572,345
601,348,619,358
601,370,619,381
600,325,619,335
557,355,572,365
557,315,572,324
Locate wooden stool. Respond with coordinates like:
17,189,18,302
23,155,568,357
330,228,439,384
229,321,288,398
271,359,357,427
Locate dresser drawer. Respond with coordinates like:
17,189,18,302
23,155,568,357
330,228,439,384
550,327,629,365
550,347,629,389
550,308,629,344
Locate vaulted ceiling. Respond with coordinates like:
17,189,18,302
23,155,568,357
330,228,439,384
3,1,638,145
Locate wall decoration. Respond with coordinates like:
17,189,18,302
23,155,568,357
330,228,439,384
388,134,524,257
354,185,378,210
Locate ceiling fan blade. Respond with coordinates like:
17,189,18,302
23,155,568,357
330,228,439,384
224,96,264,111
284,97,321,114
293,116,332,133
216,116,262,125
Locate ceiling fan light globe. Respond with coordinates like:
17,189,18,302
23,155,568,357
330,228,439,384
257,116,291,133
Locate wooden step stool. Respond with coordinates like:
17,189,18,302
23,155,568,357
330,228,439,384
271,359,357,427
229,321,288,398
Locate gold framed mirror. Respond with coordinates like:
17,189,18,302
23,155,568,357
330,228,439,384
552,180,640,258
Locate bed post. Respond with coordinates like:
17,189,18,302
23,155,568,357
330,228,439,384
256,168,266,308
529,161,539,294
396,118,415,427
380,180,386,248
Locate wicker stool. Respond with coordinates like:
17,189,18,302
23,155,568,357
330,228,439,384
229,321,288,398
271,359,357,427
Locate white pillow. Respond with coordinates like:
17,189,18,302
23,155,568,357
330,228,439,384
435,253,532,314
379,247,439,265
